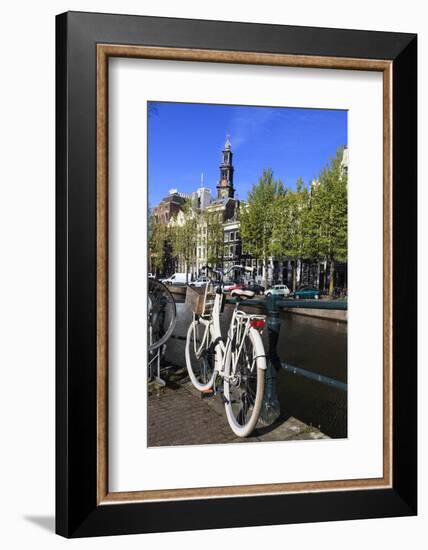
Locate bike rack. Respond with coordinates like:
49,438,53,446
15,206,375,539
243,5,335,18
148,350,166,387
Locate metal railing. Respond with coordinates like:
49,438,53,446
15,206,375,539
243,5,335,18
224,294,348,425
225,295,348,311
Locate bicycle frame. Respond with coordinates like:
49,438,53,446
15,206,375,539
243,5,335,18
193,280,266,382
186,265,268,436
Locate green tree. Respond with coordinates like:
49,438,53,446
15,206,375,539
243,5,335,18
150,221,170,276
308,147,347,295
169,200,198,283
205,211,224,269
271,178,310,291
240,169,284,287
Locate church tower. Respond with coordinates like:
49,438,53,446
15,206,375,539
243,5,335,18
216,135,235,199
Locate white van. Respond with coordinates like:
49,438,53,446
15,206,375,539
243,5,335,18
161,273,188,286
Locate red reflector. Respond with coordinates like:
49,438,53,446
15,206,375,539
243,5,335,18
250,318,265,329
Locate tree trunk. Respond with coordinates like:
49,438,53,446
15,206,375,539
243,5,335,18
316,263,320,289
322,260,328,292
263,258,268,289
292,260,297,292
328,259,335,296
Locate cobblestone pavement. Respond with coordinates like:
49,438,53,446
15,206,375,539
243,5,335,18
148,369,328,447
148,383,236,446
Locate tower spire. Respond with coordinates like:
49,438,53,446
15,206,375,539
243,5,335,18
217,134,235,199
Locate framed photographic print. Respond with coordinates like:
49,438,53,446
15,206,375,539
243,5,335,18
56,11,417,537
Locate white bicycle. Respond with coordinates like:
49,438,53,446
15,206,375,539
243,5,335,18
185,265,267,437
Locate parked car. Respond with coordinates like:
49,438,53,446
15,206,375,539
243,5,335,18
224,282,243,292
244,282,265,296
264,284,290,297
188,276,210,288
160,272,187,286
230,282,264,298
293,286,320,300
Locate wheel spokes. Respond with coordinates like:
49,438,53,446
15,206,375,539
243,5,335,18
148,279,176,351
190,323,214,385
229,335,258,426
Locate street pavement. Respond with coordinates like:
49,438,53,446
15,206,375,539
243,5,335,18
148,367,328,447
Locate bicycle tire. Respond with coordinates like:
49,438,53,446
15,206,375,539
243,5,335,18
223,327,266,437
148,279,176,351
185,319,216,391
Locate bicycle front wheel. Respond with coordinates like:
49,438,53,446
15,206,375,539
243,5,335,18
185,318,216,392
148,279,176,351
223,327,266,437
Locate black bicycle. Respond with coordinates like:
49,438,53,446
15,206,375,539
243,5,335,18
148,279,176,384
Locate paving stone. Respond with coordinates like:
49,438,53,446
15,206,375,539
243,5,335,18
148,379,328,447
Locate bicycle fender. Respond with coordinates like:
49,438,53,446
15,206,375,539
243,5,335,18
249,327,267,370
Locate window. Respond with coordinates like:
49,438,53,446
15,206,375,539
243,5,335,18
224,233,229,242
230,232,235,241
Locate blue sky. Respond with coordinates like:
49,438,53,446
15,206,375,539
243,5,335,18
148,101,347,207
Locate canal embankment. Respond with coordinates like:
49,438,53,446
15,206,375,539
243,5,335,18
287,307,347,322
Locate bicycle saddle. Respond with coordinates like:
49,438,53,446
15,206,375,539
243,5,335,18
232,289,255,299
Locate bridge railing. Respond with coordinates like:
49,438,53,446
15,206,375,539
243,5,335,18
224,295,348,426
225,295,348,310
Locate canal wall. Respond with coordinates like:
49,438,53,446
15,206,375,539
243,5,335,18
288,307,347,322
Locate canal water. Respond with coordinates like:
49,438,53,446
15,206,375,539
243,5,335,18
165,301,347,439
273,310,347,439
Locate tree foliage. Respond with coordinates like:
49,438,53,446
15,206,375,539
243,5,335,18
240,148,347,293
307,148,347,293
169,200,198,282
271,177,310,290
240,169,284,286
205,211,224,268
150,221,170,274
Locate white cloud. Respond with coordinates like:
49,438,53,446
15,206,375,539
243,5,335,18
226,107,279,150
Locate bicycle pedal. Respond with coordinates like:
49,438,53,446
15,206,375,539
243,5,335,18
200,389,215,399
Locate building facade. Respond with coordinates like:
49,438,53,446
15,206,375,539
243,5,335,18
159,137,245,281
153,189,187,225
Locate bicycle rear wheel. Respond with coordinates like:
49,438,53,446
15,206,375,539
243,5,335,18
148,279,176,351
185,318,216,391
223,327,265,437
